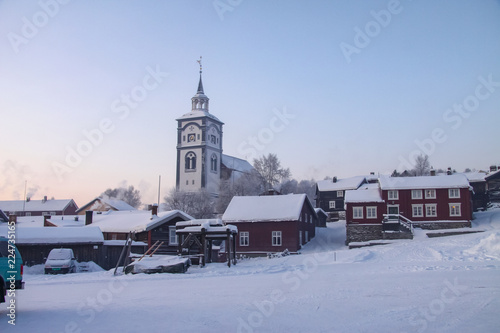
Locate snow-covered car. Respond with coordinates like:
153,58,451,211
44,248,77,274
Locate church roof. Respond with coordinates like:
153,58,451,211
222,154,254,174
197,73,204,94
177,110,222,122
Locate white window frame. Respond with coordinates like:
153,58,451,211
329,201,336,209
425,204,437,217
239,231,249,246
411,190,423,200
337,191,343,198
425,189,436,199
449,203,461,217
272,231,282,246
412,204,424,217
366,206,377,219
388,190,399,200
305,231,309,243
25,212,31,216
169,226,178,245
353,207,363,219
449,189,460,199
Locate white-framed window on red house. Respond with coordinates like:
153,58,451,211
425,204,437,217
388,190,399,200
272,231,282,246
366,206,377,219
412,204,423,217
425,189,436,199
353,207,363,219
449,189,460,198
240,231,249,246
449,203,461,217
411,190,422,199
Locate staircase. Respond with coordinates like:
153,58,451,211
382,214,414,240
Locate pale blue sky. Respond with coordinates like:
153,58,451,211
1,0,499,206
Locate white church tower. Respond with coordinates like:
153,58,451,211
175,58,223,196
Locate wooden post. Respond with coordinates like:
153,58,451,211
201,228,207,267
207,239,213,263
226,229,231,268
232,233,237,265
113,232,131,275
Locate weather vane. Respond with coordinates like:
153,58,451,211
197,56,202,73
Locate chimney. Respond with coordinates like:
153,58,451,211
332,176,337,183
490,165,498,172
152,204,158,216
447,167,452,175
43,215,53,227
370,172,375,175
26,197,30,202
42,196,48,203
430,169,436,176
85,211,93,225
8,215,17,224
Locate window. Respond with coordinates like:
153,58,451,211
353,207,363,219
449,189,460,198
272,231,282,246
425,189,436,199
309,215,312,224
50,211,56,216
412,204,423,217
366,206,377,219
185,151,196,170
42,212,49,216
25,212,31,216
411,190,422,199
299,232,302,246
305,231,309,243
240,232,249,246
329,201,336,209
169,226,178,245
211,154,218,172
388,190,399,200
337,191,343,198
192,180,195,185
426,204,437,217
449,203,461,216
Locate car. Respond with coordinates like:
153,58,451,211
0,237,24,304
44,248,77,274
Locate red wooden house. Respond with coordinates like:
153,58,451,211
222,194,317,256
345,175,473,244
0,197,78,217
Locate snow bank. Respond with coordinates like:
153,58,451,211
464,232,500,259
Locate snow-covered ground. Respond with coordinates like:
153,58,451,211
2,209,500,332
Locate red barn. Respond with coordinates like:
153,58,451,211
222,194,317,256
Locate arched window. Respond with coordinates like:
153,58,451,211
211,154,217,172
185,152,196,170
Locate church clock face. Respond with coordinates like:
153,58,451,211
188,134,195,142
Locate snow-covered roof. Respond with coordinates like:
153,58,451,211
177,110,222,122
76,197,136,213
176,219,223,228
0,199,76,213
345,188,384,203
222,194,312,223
222,154,254,174
379,174,470,190
314,208,328,217
485,169,500,180
462,172,487,183
316,176,366,192
15,226,103,245
87,210,193,233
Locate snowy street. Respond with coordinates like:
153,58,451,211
2,210,500,333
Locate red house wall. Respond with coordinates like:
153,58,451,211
382,187,471,221
345,202,385,224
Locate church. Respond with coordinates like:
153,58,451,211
175,60,253,196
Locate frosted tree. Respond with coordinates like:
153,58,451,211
101,185,141,208
253,153,291,191
412,154,431,176
163,188,214,219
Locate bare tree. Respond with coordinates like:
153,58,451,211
102,185,141,208
253,153,291,191
163,188,214,219
412,154,431,176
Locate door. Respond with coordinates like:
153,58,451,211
387,205,399,220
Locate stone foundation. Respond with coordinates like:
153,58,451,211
346,224,383,245
413,221,471,230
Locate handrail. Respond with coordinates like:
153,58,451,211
383,214,413,233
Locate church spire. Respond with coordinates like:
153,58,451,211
192,56,209,112
196,56,204,94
